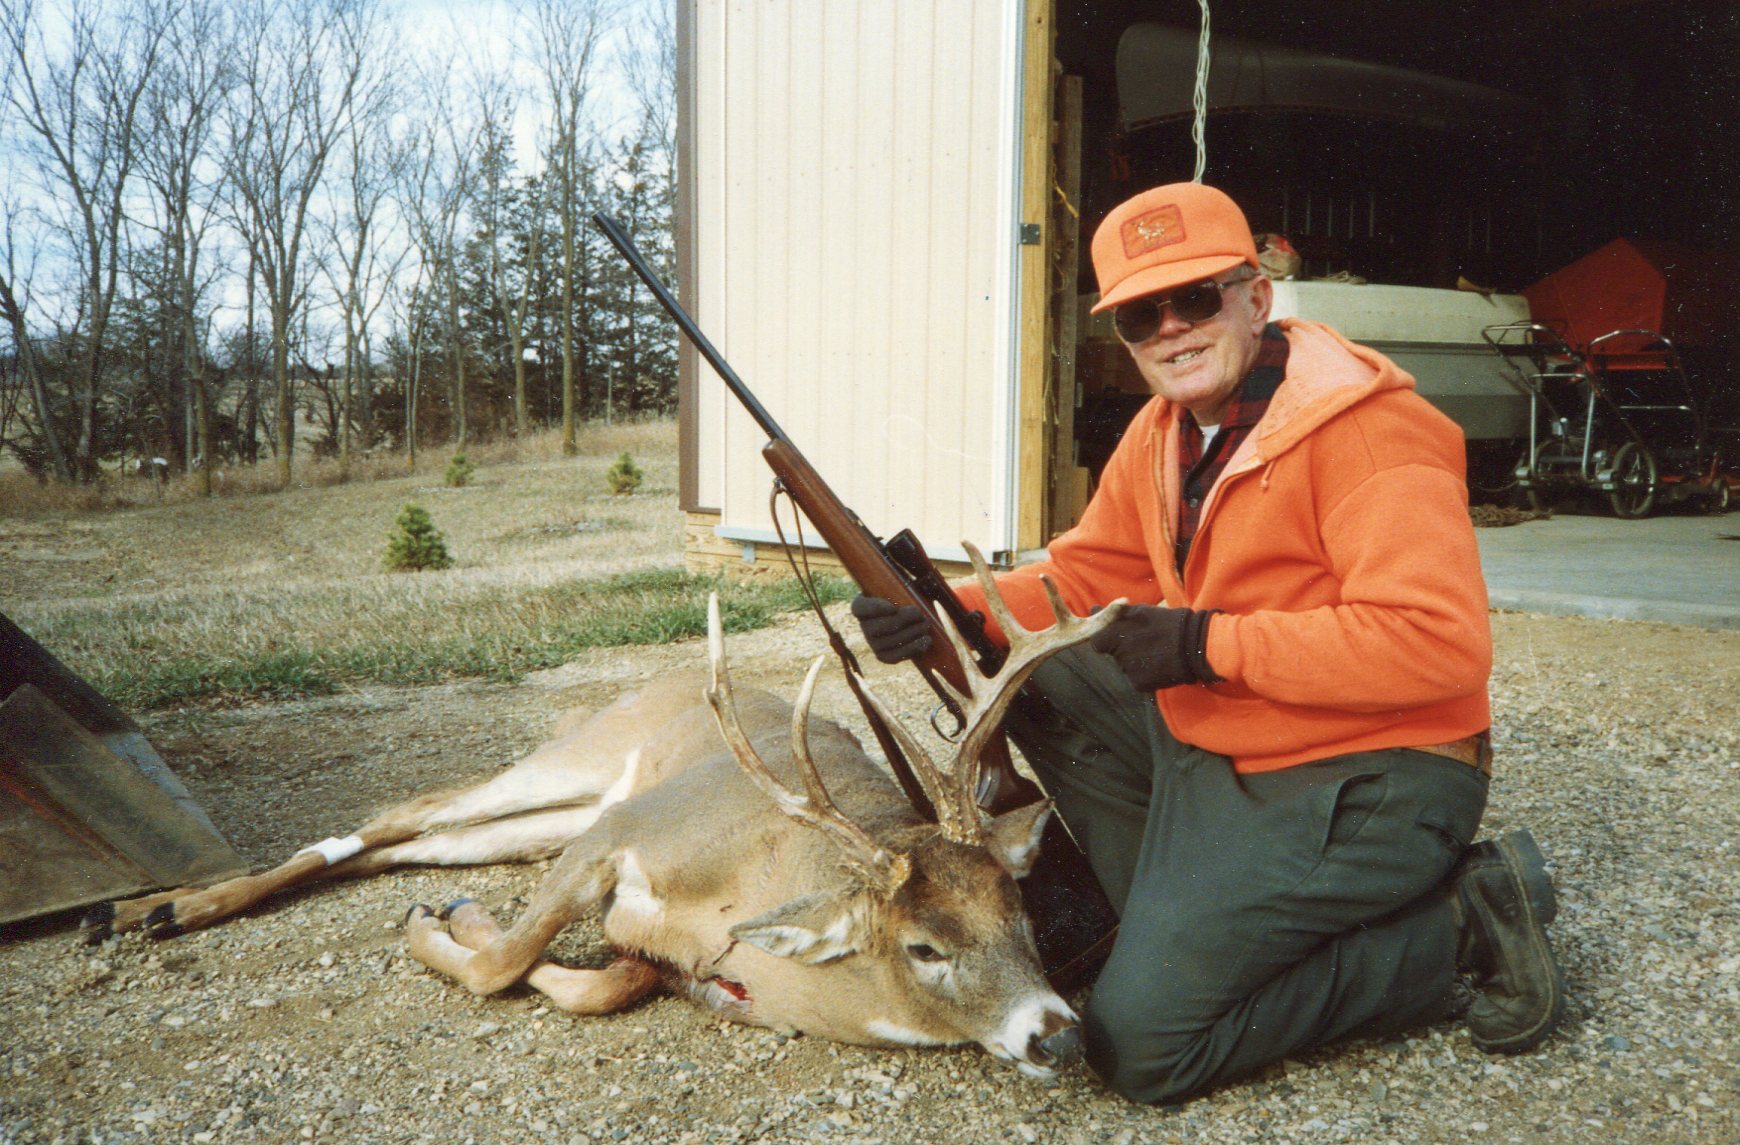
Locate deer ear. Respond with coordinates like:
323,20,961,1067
730,891,867,964
983,800,1053,879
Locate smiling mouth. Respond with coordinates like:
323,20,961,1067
1167,348,1206,365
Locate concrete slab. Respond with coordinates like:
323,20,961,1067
1477,511,1740,630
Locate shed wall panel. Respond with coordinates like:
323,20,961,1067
691,0,1020,558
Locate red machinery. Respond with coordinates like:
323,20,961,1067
1483,239,1735,517
1523,238,1728,350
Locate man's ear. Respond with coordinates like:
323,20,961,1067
1246,273,1274,329
729,891,867,964
983,800,1053,879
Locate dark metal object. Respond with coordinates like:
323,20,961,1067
1483,322,1730,517
1,611,246,925
1,683,246,925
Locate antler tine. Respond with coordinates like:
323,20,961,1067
845,665,984,845
789,657,914,893
960,541,1093,641
945,543,1128,810
704,596,910,896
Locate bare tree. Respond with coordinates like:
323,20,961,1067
398,52,479,451
468,68,548,443
391,262,431,469
1,42,64,478
619,0,674,161
3,0,171,479
602,0,677,416
522,0,614,455
0,205,73,481
135,0,234,494
320,58,405,476
224,0,379,487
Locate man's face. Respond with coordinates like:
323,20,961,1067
1119,272,1272,425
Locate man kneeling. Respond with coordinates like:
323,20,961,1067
853,182,1564,1104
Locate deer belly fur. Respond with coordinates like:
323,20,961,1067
596,855,837,1035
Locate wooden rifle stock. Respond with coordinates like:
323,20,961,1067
761,439,1036,814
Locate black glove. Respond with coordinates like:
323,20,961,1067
1088,605,1223,691
850,594,932,664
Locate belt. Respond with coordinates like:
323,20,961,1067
1412,731,1493,776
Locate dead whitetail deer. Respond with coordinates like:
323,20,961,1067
86,546,1123,1076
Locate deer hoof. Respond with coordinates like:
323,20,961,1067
439,897,476,920
80,902,116,945
144,902,185,941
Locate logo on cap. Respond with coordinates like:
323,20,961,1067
1121,205,1186,258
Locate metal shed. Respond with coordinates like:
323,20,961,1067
672,1,1737,573
677,0,1049,573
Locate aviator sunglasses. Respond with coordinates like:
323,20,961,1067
1112,271,1255,343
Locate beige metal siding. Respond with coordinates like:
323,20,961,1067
691,0,1022,561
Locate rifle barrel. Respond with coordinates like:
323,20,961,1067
590,212,787,445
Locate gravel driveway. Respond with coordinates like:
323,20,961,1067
3,606,1737,1145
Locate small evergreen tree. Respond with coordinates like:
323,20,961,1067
384,503,454,571
444,450,476,487
605,450,644,495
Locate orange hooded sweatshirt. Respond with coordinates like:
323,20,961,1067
958,318,1493,773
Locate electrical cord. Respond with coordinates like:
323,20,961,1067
1192,0,1211,182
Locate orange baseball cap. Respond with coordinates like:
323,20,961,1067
1089,183,1260,313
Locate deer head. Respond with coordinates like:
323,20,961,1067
703,548,1124,1074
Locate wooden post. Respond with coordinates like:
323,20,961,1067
1048,73,1087,537
1014,0,1056,552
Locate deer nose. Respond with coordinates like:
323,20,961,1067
1032,1021,1083,1069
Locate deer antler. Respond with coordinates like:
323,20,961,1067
704,595,911,897
851,543,1125,845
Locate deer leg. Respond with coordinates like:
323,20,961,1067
332,804,611,874
91,773,621,941
84,785,469,939
439,897,660,1015
405,846,618,997
87,691,670,943
93,847,370,941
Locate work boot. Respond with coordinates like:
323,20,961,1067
1449,829,1566,1054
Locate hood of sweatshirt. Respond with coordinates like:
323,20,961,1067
1251,318,1418,461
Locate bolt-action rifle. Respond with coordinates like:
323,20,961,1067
592,213,1117,986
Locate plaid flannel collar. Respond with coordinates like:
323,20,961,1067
1175,323,1289,567
1180,323,1289,440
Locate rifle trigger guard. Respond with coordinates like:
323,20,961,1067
929,702,965,743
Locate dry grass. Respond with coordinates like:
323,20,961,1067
0,420,850,709
0,418,675,516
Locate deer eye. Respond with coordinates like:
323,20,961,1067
906,942,947,963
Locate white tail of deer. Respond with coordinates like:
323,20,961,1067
88,545,1123,1076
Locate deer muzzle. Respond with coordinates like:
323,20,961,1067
1032,1019,1084,1071
992,996,1083,1077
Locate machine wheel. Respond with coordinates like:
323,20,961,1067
1467,439,1524,504
1705,475,1733,515
1608,441,1658,519
1521,441,1554,512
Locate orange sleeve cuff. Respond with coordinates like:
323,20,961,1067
1204,612,1244,684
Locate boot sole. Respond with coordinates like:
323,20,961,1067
1471,829,1565,1054
1498,829,1558,926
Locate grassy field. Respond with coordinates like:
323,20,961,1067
0,420,848,710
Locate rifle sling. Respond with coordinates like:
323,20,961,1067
769,482,940,823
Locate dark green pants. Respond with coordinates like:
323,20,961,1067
1007,649,1489,1104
